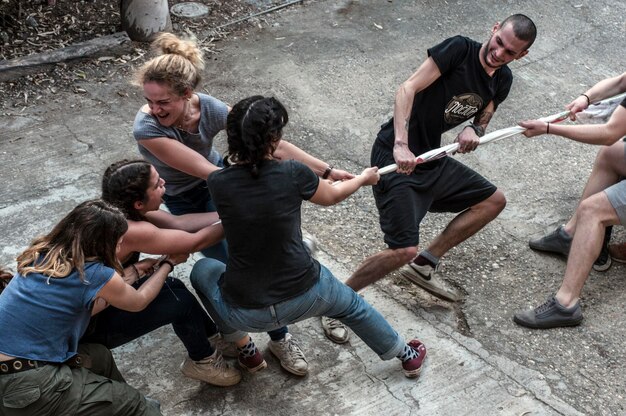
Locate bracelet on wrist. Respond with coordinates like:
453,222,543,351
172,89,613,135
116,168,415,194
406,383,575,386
546,122,550,134
322,165,333,179
159,259,175,271
394,141,408,147
581,93,591,106
465,123,483,136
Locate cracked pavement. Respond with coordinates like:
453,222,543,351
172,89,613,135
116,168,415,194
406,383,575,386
1,0,625,414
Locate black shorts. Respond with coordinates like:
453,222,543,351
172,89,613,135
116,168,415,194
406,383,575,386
371,141,497,249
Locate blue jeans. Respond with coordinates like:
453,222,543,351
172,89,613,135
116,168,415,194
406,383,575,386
162,181,229,263
190,258,405,360
82,277,217,361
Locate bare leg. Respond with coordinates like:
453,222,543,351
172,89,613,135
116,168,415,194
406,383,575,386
563,142,626,235
426,189,506,258
345,247,417,292
556,192,620,307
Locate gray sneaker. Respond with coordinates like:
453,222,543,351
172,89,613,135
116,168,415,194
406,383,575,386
399,262,459,302
268,333,308,376
513,296,583,329
320,316,350,344
529,226,572,256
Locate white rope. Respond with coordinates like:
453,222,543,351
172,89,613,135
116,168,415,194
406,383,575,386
378,93,626,176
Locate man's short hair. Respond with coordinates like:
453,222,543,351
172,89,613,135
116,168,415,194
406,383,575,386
501,14,537,50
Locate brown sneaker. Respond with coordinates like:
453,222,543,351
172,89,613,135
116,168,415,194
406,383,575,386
180,351,241,386
609,242,626,263
208,334,238,358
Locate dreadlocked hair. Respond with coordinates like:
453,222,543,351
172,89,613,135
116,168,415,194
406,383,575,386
226,95,289,178
16,200,127,281
102,159,153,221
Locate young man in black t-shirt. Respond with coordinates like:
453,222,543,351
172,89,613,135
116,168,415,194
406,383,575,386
321,14,537,342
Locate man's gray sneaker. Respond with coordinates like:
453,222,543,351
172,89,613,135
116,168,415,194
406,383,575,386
513,296,583,329
528,226,572,256
399,263,459,302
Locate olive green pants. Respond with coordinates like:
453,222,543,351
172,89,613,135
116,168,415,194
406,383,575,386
0,344,160,416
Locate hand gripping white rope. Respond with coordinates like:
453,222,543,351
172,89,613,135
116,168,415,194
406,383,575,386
377,92,626,176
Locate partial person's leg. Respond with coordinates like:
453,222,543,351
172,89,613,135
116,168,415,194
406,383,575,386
77,343,125,382
345,247,417,292
515,187,622,329
70,367,161,416
426,189,505,256
0,364,160,416
83,278,241,386
190,258,267,373
83,278,217,360
562,141,626,235
425,158,504,258
345,170,424,292
558,193,621,305
274,265,426,378
529,143,626,266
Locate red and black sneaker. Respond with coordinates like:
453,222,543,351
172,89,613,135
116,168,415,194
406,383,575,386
238,350,267,373
402,339,427,378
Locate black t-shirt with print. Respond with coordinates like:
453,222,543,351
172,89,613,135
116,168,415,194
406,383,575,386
377,35,513,158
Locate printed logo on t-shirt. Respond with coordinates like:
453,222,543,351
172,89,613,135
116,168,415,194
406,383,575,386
444,94,483,125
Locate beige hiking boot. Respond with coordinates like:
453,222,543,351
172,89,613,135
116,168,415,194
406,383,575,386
180,351,241,387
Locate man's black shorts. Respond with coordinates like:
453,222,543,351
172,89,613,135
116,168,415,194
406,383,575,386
371,142,497,249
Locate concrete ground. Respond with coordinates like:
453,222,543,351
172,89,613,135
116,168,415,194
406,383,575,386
1,0,625,414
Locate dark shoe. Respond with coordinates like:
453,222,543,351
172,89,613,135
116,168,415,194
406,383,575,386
399,263,459,302
402,339,427,378
592,240,612,272
513,296,583,329
593,226,613,272
238,350,267,373
529,226,572,256
609,242,626,263
208,333,238,358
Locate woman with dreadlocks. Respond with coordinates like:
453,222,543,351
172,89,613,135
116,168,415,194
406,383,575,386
190,96,427,379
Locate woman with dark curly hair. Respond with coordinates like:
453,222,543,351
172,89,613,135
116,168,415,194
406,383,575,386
81,159,241,387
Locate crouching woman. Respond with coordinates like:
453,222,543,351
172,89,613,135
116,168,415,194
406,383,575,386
0,200,185,415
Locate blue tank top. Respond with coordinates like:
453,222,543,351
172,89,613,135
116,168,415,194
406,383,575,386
0,262,114,362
